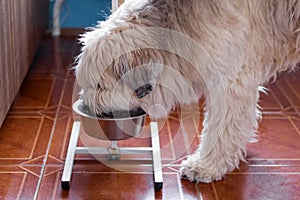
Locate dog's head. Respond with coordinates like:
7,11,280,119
75,31,199,119
75,39,164,117
74,0,203,119
74,0,173,118
74,21,169,118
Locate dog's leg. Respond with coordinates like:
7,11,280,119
180,80,260,183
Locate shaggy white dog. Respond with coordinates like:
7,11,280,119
75,0,300,183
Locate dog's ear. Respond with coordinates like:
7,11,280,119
121,60,162,98
134,83,153,98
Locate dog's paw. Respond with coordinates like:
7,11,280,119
180,157,223,183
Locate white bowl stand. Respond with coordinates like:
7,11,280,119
61,121,163,190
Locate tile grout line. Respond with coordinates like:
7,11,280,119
289,117,300,136
33,72,69,200
277,80,298,113
266,85,284,110
175,173,185,200
166,118,177,160
17,173,28,200
51,171,61,200
210,182,220,200
33,45,73,199
284,78,300,115
60,116,72,160
195,183,203,200
44,73,58,109
29,118,45,160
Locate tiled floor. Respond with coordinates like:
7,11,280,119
0,36,299,200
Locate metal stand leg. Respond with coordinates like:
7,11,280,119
150,122,163,190
61,121,81,190
61,121,163,190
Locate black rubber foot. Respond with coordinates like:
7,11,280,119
155,182,163,190
61,181,70,190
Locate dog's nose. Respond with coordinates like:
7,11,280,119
135,84,153,99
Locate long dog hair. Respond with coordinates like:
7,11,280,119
75,0,300,182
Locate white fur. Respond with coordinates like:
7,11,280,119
75,0,300,183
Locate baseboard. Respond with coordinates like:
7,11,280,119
46,28,86,37
60,28,85,36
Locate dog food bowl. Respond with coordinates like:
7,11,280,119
72,100,146,140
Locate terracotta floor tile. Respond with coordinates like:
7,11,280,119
28,36,79,79
0,172,26,199
247,117,300,159
13,78,56,108
0,166,40,200
61,76,77,108
212,173,300,200
259,88,284,111
44,172,156,200
0,112,57,166
38,168,199,200
0,117,44,161
259,70,300,116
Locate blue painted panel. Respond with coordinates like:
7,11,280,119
49,0,111,28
